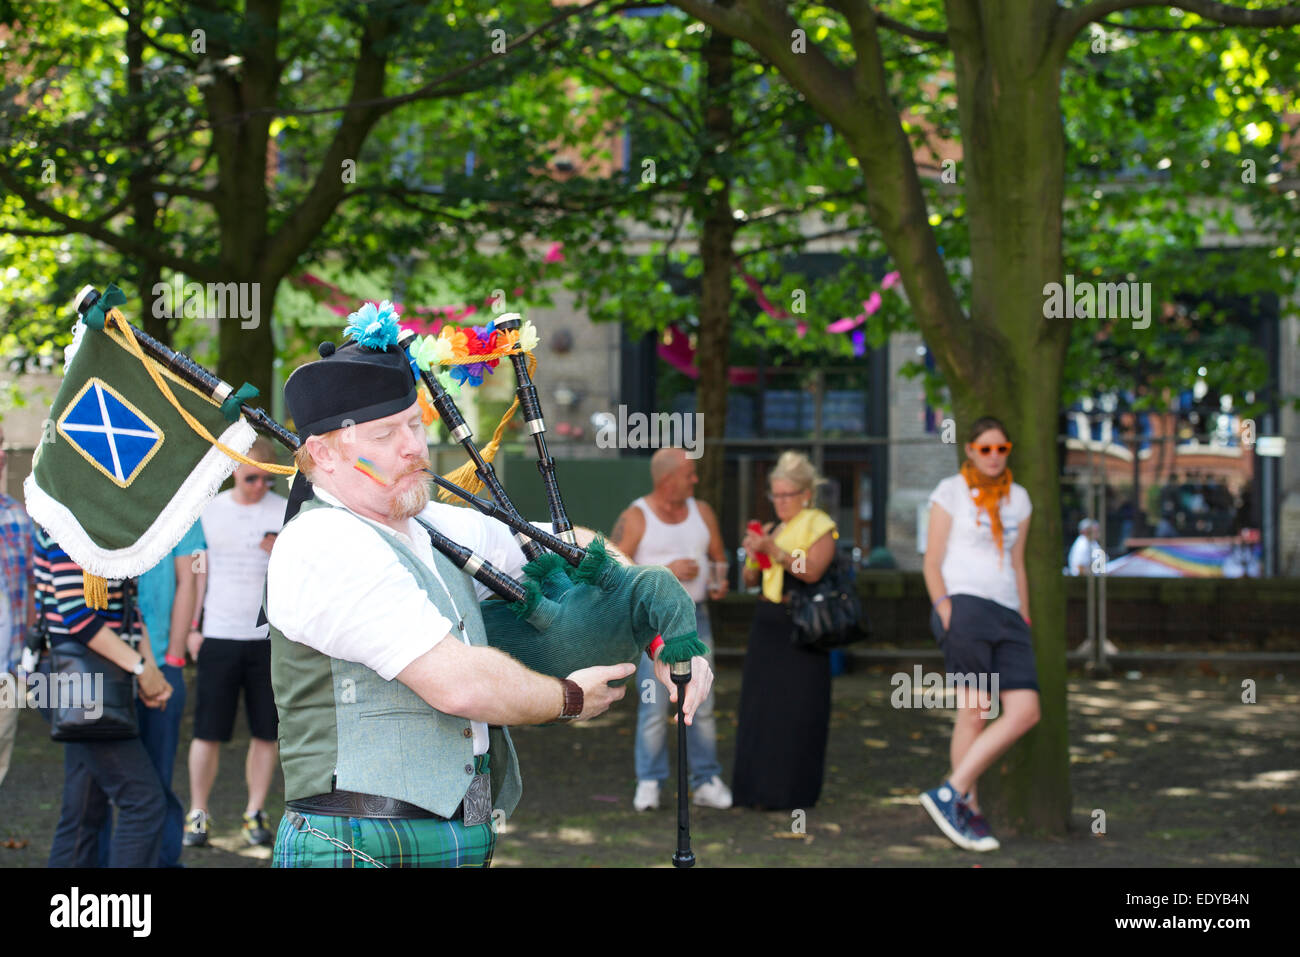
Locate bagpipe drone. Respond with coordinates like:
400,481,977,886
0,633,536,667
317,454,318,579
24,284,705,866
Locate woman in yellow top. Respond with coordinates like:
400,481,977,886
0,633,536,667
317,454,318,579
733,451,838,810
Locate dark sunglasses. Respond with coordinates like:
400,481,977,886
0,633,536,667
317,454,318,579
242,474,274,485
974,443,1012,456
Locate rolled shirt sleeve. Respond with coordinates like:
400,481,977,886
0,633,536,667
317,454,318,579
419,502,540,602
267,508,454,681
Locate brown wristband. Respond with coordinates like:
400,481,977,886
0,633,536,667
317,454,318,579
557,678,583,721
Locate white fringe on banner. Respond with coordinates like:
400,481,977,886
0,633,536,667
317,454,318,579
23,418,257,581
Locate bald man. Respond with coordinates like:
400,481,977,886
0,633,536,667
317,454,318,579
611,448,732,811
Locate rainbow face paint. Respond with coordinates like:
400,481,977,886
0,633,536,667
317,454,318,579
353,458,434,487
353,457,391,486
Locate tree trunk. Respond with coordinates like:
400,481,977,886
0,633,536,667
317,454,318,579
125,3,167,346
216,271,278,405
941,6,1072,834
694,27,735,514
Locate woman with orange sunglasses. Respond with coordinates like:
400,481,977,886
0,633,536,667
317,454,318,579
918,416,1041,852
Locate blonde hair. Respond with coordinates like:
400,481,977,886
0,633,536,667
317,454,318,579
248,437,276,463
770,450,822,498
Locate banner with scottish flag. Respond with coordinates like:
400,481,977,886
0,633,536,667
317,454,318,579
24,284,258,584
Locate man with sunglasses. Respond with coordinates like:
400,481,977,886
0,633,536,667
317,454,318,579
183,438,287,849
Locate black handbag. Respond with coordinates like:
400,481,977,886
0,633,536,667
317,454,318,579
788,553,868,651
48,579,140,742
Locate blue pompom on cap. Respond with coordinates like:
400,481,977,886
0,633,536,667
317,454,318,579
344,300,401,351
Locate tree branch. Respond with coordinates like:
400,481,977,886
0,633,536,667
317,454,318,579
95,0,200,66
669,0,974,365
570,59,698,136
734,224,871,259
260,11,395,279
1097,15,1220,31
2,226,77,238
1059,0,1300,51
0,165,220,281
874,11,949,45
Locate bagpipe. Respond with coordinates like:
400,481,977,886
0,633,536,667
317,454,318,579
24,284,704,866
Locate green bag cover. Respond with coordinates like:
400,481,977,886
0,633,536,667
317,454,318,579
481,537,707,677
23,293,255,578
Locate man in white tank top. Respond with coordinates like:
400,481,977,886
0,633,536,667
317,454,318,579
612,448,732,811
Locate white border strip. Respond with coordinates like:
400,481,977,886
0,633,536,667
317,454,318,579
24,418,258,580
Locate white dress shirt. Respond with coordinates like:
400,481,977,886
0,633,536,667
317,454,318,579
266,485,529,755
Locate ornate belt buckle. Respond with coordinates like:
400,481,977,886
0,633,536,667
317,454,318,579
462,772,492,826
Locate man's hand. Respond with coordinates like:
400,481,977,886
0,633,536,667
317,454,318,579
186,629,203,661
565,662,637,721
652,654,714,725
666,558,700,582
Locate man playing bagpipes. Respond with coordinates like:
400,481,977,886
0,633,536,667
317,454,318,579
263,306,713,868
28,285,711,868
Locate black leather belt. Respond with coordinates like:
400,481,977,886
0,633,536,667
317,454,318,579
286,789,460,820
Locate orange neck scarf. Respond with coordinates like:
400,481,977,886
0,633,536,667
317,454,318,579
960,459,1013,563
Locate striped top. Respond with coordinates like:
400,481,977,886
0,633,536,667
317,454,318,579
33,526,139,646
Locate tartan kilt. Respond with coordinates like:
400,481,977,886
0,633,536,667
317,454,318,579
272,812,496,868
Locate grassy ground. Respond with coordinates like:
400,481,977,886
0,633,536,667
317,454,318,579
2,664,1296,868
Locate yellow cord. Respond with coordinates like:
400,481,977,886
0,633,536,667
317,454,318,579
106,308,294,475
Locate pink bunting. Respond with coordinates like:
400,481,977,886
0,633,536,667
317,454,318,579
656,323,760,385
881,270,901,290
826,314,865,334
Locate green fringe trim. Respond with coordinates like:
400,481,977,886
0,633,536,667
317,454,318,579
570,535,610,585
521,551,568,583
509,578,543,620
657,631,707,664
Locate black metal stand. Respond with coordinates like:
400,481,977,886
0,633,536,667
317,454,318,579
670,660,695,868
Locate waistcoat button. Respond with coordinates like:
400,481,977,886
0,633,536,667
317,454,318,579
463,728,472,738
465,764,474,774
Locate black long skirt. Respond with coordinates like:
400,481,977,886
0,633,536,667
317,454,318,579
731,599,832,810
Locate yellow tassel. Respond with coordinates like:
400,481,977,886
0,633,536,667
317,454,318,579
83,571,109,610
436,353,537,502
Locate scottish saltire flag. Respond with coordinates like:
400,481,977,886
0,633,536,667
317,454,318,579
24,295,255,580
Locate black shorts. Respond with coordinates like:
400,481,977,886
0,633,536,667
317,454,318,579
193,638,279,742
929,593,1040,693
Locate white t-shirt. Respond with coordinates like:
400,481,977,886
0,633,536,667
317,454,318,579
266,487,530,756
199,490,288,640
927,474,1032,612
1067,534,1106,575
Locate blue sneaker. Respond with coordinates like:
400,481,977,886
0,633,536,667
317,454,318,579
958,800,1000,852
919,780,977,850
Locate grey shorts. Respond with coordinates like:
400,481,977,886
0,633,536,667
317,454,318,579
929,593,1040,693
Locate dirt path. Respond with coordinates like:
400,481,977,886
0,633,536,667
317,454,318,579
2,667,1295,867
